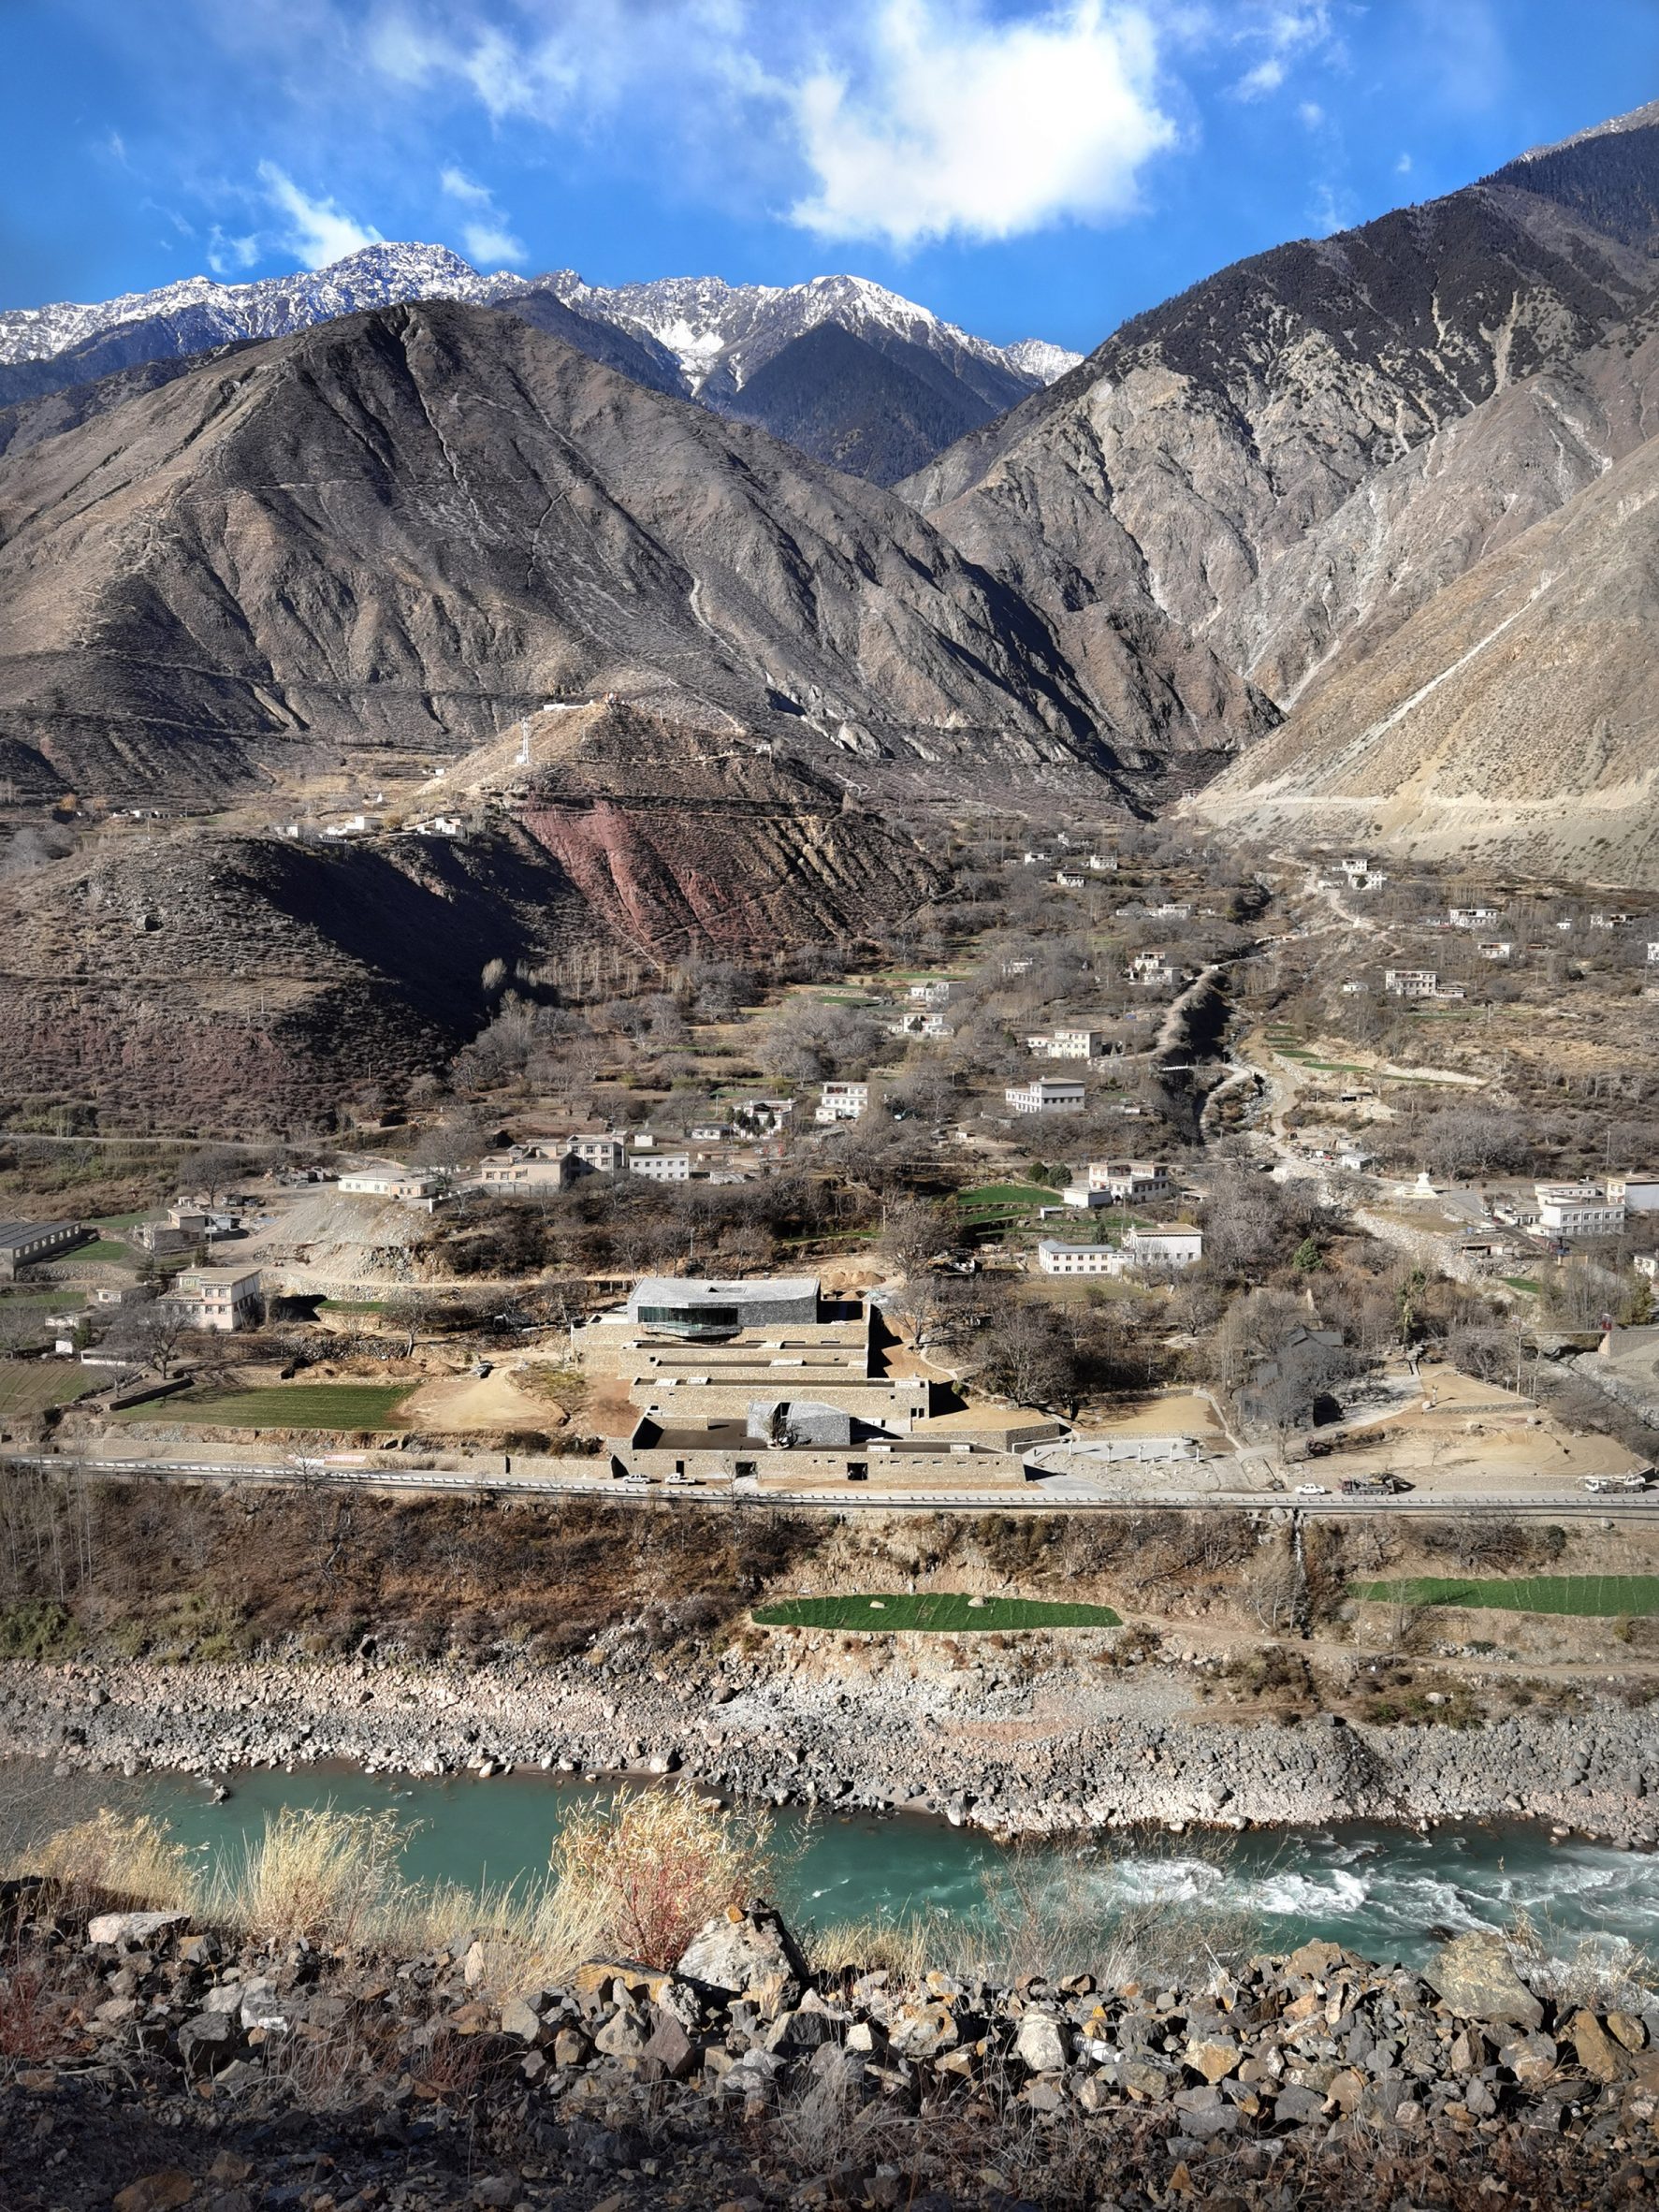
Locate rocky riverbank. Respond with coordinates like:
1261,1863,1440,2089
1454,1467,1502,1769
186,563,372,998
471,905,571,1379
6,1637,1659,1843
4,1885,1658,2210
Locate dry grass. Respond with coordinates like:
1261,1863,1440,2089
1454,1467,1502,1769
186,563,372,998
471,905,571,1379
10,1789,775,1987
29,1808,197,1917
550,1784,775,1968
1507,1906,1659,2013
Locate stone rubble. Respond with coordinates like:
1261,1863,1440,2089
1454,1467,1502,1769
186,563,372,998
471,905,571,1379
6,1647,1659,1842
5,1888,1659,2210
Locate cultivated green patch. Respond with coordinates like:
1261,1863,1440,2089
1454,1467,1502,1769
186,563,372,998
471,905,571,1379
1352,1576,1659,1617
0,1361,103,1418
956,1183,1055,1222
752,1593,1121,1633
112,1382,413,1431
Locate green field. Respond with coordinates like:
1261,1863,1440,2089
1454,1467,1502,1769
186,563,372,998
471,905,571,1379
957,1183,1055,1217
0,1362,103,1418
753,1593,1121,1632
113,1383,413,1431
1501,1275,1543,1296
1352,1577,1659,1617
73,1238,135,1263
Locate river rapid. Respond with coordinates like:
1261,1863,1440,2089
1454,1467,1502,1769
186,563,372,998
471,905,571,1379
126,1763,1659,1973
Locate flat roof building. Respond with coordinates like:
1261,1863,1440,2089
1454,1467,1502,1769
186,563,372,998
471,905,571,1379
0,1221,89,1282
625,1275,821,1341
168,1264,263,1332
1006,1077,1085,1114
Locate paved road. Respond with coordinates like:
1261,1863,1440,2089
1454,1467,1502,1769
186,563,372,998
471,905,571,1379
7,1452,1652,1520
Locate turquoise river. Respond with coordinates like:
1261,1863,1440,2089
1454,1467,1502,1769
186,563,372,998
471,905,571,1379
113,1765,1659,1972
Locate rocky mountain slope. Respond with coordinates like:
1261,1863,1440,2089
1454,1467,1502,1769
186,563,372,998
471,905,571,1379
0,298,1118,809
716,318,1026,486
0,704,938,1120
1185,426,1659,882
0,251,1072,485
900,107,1659,839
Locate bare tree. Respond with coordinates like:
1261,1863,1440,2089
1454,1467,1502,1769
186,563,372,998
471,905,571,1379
972,1301,1080,1413
102,1296,190,1379
182,1145,244,1205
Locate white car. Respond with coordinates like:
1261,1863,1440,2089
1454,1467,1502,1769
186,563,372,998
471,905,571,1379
1295,1482,1329,1495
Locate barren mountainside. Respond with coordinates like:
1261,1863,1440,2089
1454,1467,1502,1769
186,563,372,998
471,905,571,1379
899,110,1659,839
0,703,939,1119
0,253,1056,486
0,300,1116,808
1185,428,1659,882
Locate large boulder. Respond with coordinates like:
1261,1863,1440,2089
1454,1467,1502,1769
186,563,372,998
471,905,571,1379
1013,2011,1071,2075
1425,1933,1544,2031
87,1910,189,1949
675,1905,810,2009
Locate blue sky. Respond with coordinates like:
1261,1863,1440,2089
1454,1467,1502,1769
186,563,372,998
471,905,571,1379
5,1,1658,353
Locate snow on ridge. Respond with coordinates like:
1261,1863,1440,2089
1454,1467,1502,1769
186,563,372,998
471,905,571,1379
1004,338,1084,385
1,244,1060,404
0,241,517,369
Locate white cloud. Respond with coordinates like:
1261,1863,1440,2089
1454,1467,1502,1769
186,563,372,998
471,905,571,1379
440,163,527,264
368,10,586,123
1235,57,1284,97
208,226,262,275
788,1,1177,249
1228,2,1335,100
1396,151,1413,173
439,164,492,209
1297,99,1324,127
1309,178,1353,234
256,161,383,267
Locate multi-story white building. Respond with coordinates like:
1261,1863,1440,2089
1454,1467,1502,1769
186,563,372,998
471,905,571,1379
168,1264,263,1332
1055,868,1086,889
1535,1183,1626,1237
1477,941,1512,961
1448,907,1503,929
909,980,952,1004
1006,1077,1086,1114
1607,1175,1659,1214
1087,1159,1172,1201
1026,1027,1099,1060
1385,968,1439,997
475,1149,575,1192
1125,1226,1202,1270
1127,952,1176,988
629,1152,691,1183
1037,1226,1201,1276
1037,1240,1121,1276
891,1011,947,1039
816,1081,870,1124
337,1162,443,1201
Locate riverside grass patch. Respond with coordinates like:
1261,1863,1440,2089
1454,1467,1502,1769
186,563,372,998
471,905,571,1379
752,1593,1121,1633
113,1382,413,1430
1352,1576,1659,1618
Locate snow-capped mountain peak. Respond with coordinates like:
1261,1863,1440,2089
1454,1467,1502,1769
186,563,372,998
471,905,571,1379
0,242,526,369
1003,339,1084,385
549,269,1027,394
